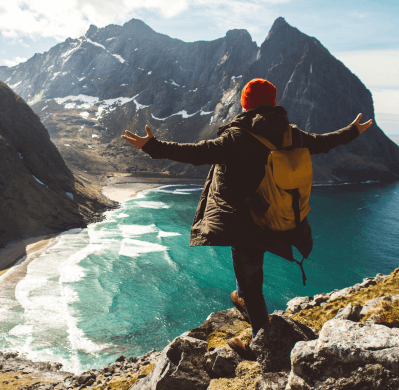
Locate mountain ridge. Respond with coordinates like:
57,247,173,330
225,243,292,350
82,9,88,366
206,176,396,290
0,17,398,183
0,80,118,249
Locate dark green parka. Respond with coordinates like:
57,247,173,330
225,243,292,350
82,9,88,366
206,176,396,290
142,105,359,262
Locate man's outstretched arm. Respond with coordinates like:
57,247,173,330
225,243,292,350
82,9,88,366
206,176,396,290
300,113,373,155
122,125,234,166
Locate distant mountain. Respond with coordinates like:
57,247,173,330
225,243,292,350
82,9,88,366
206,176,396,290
1,17,398,183
0,81,117,249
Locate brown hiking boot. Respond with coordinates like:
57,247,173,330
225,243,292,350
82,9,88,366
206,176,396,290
227,337,255,360
230,290,249,322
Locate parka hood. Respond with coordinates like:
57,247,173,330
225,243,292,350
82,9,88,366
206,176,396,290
218,105,290,149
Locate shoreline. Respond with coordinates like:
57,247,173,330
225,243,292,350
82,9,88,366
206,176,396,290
0,175,205,281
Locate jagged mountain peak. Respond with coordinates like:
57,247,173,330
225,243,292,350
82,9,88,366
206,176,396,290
225,29,253,41
263,17,328,56
122,18,156,36
270,16,289,29
85,24,98,38
1,17,398,184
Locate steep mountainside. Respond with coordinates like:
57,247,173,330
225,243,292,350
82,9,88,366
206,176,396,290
0,81,117,249
1,17,398,183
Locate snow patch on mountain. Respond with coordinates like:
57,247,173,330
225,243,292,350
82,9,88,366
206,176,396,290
10,81,22,89
52,94,148,119
86,38,106,50
112,54,126,64
133,99,150,111
231,75,242,81
32,176,48,188
151,110,199,121
80,112,90,119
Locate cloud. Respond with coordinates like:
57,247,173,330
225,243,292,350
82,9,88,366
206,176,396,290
369,87,399,114
1,56,27,66
334,49,399,117
0,0,289,41
334,49,399,88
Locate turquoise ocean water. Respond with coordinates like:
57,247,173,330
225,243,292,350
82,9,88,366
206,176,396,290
0,182,398,373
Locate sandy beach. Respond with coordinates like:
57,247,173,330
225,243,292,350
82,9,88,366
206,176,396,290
0,174,204,280
100,173,205,202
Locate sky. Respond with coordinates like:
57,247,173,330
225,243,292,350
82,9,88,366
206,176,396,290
0,0,398,133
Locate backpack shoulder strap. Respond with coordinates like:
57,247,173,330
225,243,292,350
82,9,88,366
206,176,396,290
235,125,292,151
234,126,277,151
282,125,292,148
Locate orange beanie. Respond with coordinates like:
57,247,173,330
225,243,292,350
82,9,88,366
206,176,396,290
241,78,277,110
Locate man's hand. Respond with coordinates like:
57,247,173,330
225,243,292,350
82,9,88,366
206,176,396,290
351,113,373,135
121,125,154,149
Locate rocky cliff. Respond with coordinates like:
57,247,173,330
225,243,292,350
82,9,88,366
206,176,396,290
0,81,118,250
1,268,398,389
1,17,398,183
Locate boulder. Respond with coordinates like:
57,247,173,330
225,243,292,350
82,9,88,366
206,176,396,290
286,296,313,314
329,286,357,300
312,292,331,305
184,309,247,341
129,335,210,390
375,273,389,283
204,347,242,378
255,371,289,389
334,303,362,322
360,296,392,317
287,319,399,389
250,315,316,372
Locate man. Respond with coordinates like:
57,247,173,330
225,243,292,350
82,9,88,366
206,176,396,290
122,78,372,358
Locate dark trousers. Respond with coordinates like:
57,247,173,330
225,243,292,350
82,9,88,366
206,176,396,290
231,245,269,337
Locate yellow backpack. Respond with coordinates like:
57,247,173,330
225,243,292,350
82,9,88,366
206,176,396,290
245,125,313,232
244,125,313,286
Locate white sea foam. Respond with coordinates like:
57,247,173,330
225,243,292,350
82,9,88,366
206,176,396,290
146,185,202,195
162,251,178,271
135,201,169,209
3,228,112,373
119,239,168,257
59,243,102,283
116,213,129,218
157,230,181,238
8,324,33,337
119,224,158,237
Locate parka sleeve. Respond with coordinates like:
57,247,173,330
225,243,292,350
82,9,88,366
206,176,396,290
298,123,360,155
141,131,234,166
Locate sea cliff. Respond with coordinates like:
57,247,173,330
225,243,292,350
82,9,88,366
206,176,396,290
1,267,398,390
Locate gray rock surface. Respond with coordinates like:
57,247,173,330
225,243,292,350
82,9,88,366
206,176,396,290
329,286,358,300
255,371,290,390
250,315,316,372
204,347,242,378
360,296,393,316
286,296,313,314
312,292,332,305
184,308,247,341
287,271,395,316
130,335,210,390
287,319,399,389
0,81,117,249
334,303,362,322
